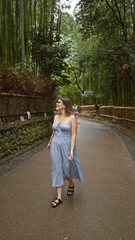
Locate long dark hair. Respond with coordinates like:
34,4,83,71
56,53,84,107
60,98,73,117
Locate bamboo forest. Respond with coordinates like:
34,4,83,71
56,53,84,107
0,0,135,106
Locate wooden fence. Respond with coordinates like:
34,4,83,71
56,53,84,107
79,105,135,123
0,92,55,122
99,106,135,123
79,105,95,112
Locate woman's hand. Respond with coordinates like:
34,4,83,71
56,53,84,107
47,143,50,151
68,150,73,161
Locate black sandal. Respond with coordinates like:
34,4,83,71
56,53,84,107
67,185,74,196
51,198,62,208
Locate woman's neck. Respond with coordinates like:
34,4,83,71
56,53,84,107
59,109,66,117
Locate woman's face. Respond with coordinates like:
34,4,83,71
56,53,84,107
56,99,66,111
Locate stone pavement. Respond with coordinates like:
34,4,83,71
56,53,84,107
0,117,135,240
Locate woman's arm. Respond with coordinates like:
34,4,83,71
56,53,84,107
47,130,54,150
68,115,77,160
47,115,58,150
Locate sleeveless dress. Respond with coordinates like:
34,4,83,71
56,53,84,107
50,122,84,187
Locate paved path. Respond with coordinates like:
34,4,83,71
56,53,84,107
0,118,135,240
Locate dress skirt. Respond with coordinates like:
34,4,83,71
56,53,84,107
50,123,84,187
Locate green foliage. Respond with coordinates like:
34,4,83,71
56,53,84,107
0,0,71,87
0,0,135,106
32,32,71,85
59,83,81,103
73,0,135,106
0,119,53,160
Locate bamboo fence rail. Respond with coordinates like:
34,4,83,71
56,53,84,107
0,92,55,122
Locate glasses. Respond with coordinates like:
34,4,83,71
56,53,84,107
56,100,63,104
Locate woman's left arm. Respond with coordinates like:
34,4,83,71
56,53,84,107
68,115,77,161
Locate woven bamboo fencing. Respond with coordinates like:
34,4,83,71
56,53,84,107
79,105,135,123
0,92,55,122
99,106,135,123
79,105,95,112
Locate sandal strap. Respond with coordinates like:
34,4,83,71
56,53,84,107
55,198,62,203
68,185,74,189
52,198,62,203
51,198,62,207
67,189,74,192
67,185,74,195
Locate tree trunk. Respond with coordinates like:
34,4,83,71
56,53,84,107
1,0,7,64
20,0,25,64
92,76,98,112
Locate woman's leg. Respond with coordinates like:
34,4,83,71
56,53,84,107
67,177,74,196
67,177,74,186
67,165,74,186
56,186,63,200
67,165,74,197
51,186,63,207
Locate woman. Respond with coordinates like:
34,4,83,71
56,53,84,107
47,98,84,208
73,104,78,118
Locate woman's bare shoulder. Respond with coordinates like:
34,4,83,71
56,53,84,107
69,114,76,123
54,114,59,121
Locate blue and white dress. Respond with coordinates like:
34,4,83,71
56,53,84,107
50,122,84,187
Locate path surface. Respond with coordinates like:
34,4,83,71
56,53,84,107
0,118,135,240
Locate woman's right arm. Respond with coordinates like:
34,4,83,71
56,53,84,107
47,130,54,151
47,115,58,150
